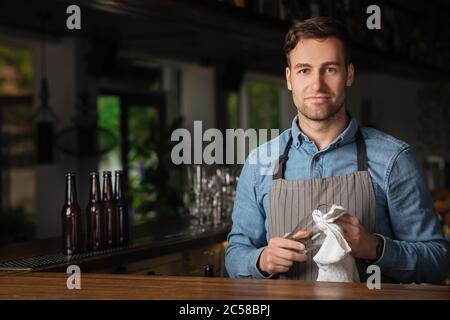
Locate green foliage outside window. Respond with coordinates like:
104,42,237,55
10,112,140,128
0,46,33,95
248,80,282,131
0,45,35,244
97,96,121,172
97,95,187,224
128,115,188,223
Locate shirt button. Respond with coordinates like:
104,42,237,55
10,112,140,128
313,155,320,161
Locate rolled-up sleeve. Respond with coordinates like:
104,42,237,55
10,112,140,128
375,147,450,283
225,157,269,278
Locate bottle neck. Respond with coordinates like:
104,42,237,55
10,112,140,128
89,175,101,202
103,175,113,200
65,176,78,205
114,174,124,200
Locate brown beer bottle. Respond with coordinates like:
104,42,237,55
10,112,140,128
114,170,129,246
102,171,117,248
86,172,105,251
61,173,83,255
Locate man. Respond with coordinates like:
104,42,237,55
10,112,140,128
225,17,449,283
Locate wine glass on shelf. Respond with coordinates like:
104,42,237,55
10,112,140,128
186,164,205,234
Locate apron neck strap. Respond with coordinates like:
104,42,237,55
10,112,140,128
272,135,293,180
355,128,368,171
273,127,368,180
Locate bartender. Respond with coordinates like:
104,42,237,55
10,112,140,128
225,17,449,283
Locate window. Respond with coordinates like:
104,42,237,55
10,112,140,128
97,91,185,225
97,95,121,173
222,75,292,163
226,91,239,129
127,104,160,223
248,79,283,131
0,45,36,244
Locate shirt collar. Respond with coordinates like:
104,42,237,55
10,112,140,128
290,113,359,149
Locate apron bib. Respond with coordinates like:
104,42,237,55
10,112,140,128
268,128,377,281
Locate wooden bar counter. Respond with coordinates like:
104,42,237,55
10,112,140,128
0,272,448,300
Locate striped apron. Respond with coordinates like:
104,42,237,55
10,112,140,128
268,128,377,281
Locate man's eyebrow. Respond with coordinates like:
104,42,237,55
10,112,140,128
321,61,341,67
293,63,312,69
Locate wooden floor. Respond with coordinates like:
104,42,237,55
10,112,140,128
0,272,448,300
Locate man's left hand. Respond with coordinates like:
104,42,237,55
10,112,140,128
335,214,379,260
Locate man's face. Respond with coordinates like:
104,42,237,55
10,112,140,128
285,37,354,122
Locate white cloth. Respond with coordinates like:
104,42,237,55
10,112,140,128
312,204,360,283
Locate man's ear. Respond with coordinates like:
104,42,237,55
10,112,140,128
346,63,354,87
285,67,292,91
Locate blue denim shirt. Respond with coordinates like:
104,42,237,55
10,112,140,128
225,114,449,283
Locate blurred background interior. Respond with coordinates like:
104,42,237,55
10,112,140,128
0,0,449,277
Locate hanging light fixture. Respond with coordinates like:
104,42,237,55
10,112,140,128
34,12,57,164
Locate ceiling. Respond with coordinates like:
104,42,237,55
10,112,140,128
1,0,448,80
0,0,290,75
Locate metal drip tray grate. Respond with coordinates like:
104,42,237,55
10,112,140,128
0,244,139,270
0,228,222,271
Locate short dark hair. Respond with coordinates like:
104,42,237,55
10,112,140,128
284,17,352,67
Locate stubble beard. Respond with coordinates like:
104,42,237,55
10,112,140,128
297,96,346,122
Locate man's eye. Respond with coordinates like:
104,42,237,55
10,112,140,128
326,67,337,73
298,69,309,74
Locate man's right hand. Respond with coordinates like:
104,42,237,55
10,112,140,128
258,230,312,275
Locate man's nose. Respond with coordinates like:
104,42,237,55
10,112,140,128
311,70,325,91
